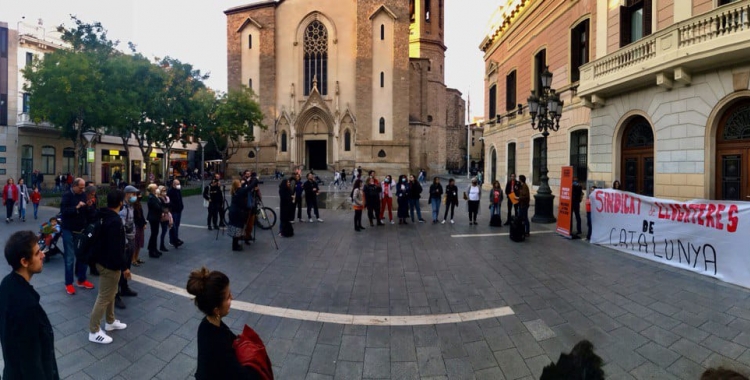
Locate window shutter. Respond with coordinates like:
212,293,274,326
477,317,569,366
620,5,632,47
643,0,653,36
571,28,581,82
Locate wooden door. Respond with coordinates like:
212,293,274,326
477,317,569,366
621,116,654,196
716,100,750,201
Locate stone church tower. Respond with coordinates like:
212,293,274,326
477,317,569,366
224,0,464,177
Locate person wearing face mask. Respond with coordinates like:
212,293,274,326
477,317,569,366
116,186,140,310
466,178,482,225
146,184,163,258
380,175,395,224
87,189,131,344
396,175,410,225
571,177,583,237
167,179,185,248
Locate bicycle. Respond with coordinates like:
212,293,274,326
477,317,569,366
222,189,276,230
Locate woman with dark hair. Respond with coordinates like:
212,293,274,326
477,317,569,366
442,178,458,224
146,184,162,258
2,178,18,223
227,180,251,251
351,179,364,231
428,177,443,223
396,175,410,225
186,267,264,380
612,180,622,190
278,178,294,237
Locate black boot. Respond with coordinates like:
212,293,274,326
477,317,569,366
159,244,169,252
208,225,213,231
120,285,138,297
148,249,161,258
232,238,243,251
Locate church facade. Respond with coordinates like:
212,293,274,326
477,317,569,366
224,0,465,177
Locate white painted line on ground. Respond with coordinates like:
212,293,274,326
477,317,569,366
181,223,210,229
131,274,514,326
451,231,555,238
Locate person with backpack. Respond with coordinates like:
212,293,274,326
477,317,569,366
504,173,519,225
489,180,503,226
203,178,223,230
442,178,459,224
408,175,425,223
396,175,410,225
88,189,130,344
60,178,96,295
428,177,443,223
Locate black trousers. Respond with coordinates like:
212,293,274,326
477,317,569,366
571,202,582,234
354,209,363,229
207,202,220,227
468,200,479,222
5,199,14,219
306,197,319,219
366,200,380,224
296,198,303,219
506,197,518,221
443,202,456,220
147,219,160,251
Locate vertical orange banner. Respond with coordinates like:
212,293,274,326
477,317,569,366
556,166,573,238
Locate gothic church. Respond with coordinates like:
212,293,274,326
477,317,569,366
225,0,465,176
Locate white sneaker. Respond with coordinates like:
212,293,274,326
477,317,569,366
441,220,446,224
290,220,295,224
390,220,395,225
309,218,314,223
89,330,113,344
450,220,454,224
299,219,304,223
317,218,324,222
104,320,127,331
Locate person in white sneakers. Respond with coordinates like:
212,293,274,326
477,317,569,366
442,178,459,224
88,189,131,344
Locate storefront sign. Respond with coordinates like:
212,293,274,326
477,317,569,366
556,166,573,238
109,150,120,156
86,148,95,163
591,189,749,288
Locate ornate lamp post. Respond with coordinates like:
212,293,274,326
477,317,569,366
527,66,563,223
254,145,261,175
82,131,97,183
199,140,208,190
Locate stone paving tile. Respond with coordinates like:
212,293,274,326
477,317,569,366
666,357,706,379
669,338,713,364
474,366,506,380
363,348,389,379
493,348,531,379
630,361,680,380
444,357,475,380
639,325,680,348
701,335,747,360
635,342,681,368
463,341,497,371
417,346,446,377
390,361,419,380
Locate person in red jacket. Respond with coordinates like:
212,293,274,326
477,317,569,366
2,178,19,223
30,186,42,220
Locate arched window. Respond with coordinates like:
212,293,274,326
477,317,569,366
425,0,431,22
621,116,654,196
248,78,253,90
344,130,352,151
380,24,385,40
380,72,385,88
304,20,328,96
379,118,386,134
41,146,55,175
281,132,287,152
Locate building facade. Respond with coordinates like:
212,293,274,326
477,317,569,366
4,21,198,187
481,0,596,199
224,0,465,177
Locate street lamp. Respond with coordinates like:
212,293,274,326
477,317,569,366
254,145,261,175
199,140,208,190
527,66,563,223
82,131,96,182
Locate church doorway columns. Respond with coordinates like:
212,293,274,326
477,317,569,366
295,111,335,171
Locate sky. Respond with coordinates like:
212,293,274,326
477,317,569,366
5,0,500,120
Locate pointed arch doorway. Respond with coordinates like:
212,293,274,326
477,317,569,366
621,116,654,196
716,99,750,201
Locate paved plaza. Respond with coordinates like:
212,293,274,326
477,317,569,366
2,182,750,379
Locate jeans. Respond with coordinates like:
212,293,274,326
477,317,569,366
88,264,121,333
18,202,25,220
490,203,501,216
430,198,441,221
5,199,14,219
306,197,319,219
159,221,169,247
519,206,530,234
587,212,592,240
33,203,39,219
62,229,88,285
408,199,423,221
572,202,582,235
169,212,182,244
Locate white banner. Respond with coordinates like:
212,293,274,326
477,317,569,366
590,189,750,288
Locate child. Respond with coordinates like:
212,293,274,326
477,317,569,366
30,186,42,220
41,217,60,253
586,186,597,241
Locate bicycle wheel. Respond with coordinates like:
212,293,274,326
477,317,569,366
255,207,276,230
222,201,230,226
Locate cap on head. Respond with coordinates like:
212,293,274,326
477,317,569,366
124,185,139,194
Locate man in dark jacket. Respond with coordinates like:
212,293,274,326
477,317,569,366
504,173,520,225
571,177,584,237
408,175,426,223
203,178,224,230
363,177,383,227
0,230,59,379
303,173,323,222
60,177,96,295
167,179,185,248
88,189,130,345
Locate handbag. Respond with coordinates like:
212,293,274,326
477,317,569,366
233,325,274,380
203,199,209,208
463,192,468,201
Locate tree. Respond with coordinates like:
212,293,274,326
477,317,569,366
195,86,265,176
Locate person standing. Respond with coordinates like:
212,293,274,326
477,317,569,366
131,193,147,266
242,171,260,244
60,178,96,295
2,178,18,223
341,168,347,184
203,178,223,230
380,175,395,224
504,174,519,225
31,185,42,220
146,184,163,258
0,230,59,379
36,171,44,190
186,267,267,379
396,175,410,225
168,179,185,248
364,177,383,227
429,177,443,223
88,190,130,344
227,180,251,251
333,170,341,189
303,173,323,222
489,180,503,222
408,175,425,223
351,179,365,231
278,178,294,238
157,186,171,253
466,178,482,225
117,186,140,308
442,178,458,224
55,173,62,192
518,175,531,237
293,173,304,223
571,177,583,237
586,186,596,241
17,178,30,222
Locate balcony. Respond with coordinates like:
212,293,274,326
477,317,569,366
578,1,750,102
17,113,53,128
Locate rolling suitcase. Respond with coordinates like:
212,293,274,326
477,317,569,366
509,217,525,242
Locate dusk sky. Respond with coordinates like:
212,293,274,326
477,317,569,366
6,0,500,119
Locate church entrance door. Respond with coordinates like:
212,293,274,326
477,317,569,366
306,140,328,170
